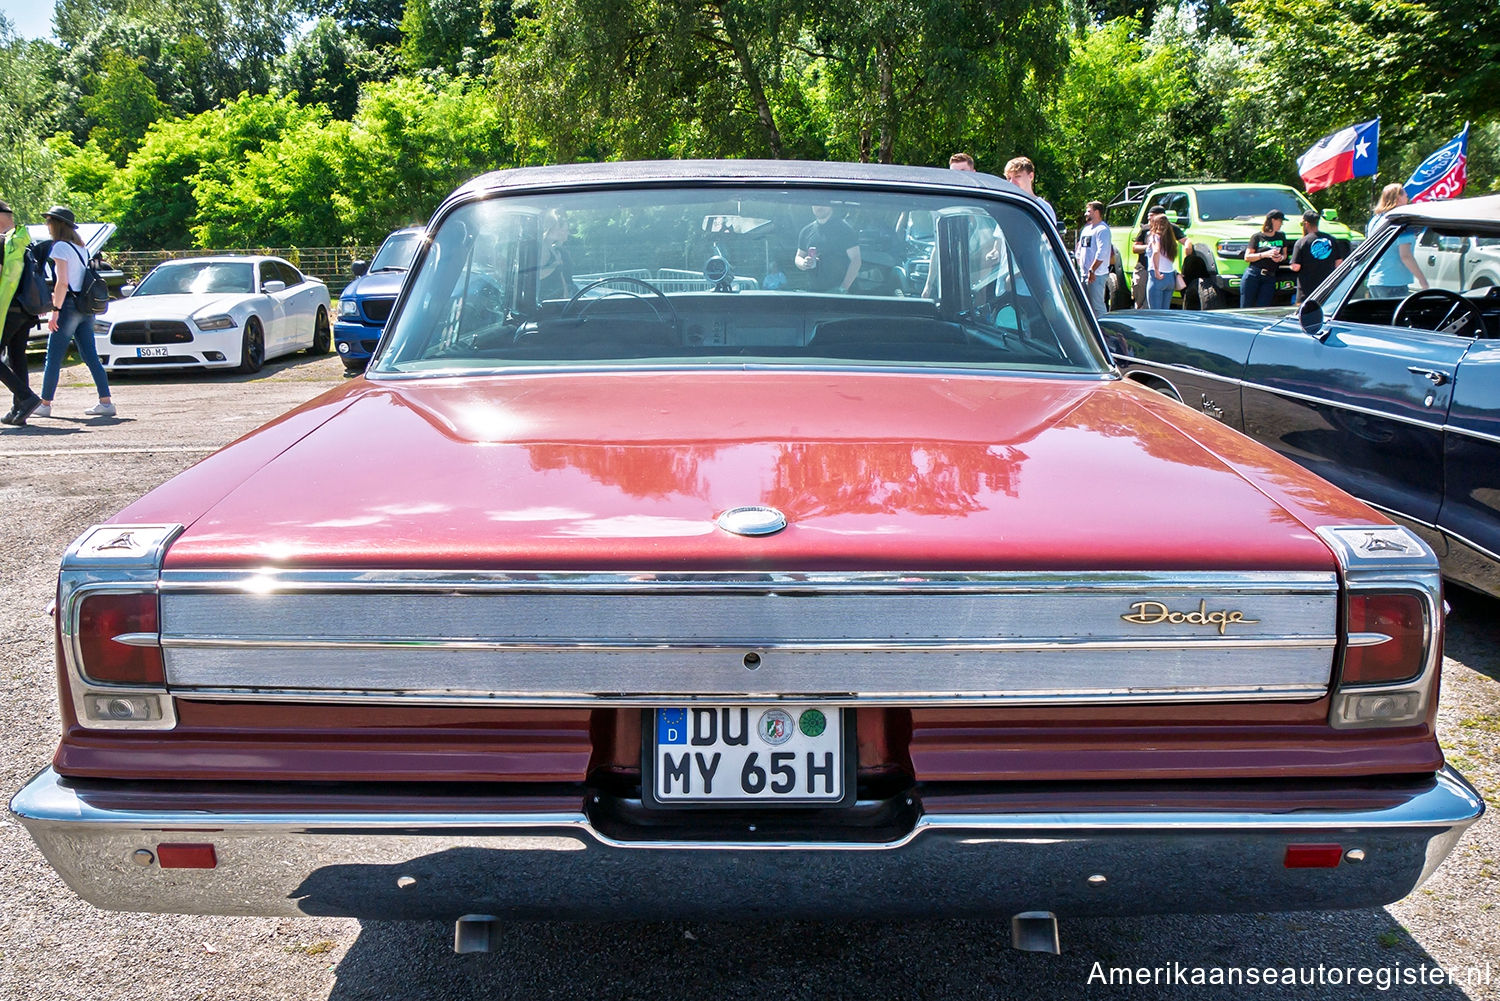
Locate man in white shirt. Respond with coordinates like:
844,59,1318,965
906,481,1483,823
1075,200,1111,316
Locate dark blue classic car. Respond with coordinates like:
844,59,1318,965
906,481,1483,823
1103,194,1500,598
334,227,425,373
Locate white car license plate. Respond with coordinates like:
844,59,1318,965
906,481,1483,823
137,346,169,358
647,706,850,807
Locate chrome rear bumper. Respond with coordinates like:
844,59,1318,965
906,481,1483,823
10,767,1483,921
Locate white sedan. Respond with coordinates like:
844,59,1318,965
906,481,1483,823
94,256,332,373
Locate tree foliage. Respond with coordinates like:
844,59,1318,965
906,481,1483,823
0,0,1491,246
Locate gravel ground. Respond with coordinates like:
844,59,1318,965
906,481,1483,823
1,353,1497,1001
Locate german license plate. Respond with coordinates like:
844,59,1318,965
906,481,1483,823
645,706,852,807
137,346,168,358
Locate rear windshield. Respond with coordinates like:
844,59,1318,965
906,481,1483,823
373,184,1108,377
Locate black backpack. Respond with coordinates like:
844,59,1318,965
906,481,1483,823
10,244,51,318
60,241,110,315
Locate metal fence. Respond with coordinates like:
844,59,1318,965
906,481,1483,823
110,247,379,297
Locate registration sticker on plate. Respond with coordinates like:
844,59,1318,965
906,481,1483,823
645,706,852,807
137,346,169,358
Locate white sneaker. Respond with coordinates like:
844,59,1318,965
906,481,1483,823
85,401,116,417
32,402,50,418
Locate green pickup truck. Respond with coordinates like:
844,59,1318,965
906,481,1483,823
1106,182,1363,309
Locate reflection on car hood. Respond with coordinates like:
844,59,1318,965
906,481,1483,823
342,271,406,299
102,294,249,322
118,371,1378,573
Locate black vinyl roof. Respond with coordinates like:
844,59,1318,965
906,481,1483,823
444,158,1034,208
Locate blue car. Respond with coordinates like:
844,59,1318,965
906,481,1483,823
335,227,425,372
1102,194,1500,598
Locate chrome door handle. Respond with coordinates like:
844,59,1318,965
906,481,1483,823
1408,367,1450,386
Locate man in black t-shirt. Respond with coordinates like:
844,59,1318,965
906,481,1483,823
796,206,861,293
1131,205,1189,308
1289,209,1342,303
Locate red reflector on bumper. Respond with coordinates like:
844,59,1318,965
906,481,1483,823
1284,844,1343,869
156,843,217,869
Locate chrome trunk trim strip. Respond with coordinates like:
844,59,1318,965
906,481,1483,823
151,569,1341,706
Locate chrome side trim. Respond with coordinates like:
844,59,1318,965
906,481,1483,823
8,766,1484,919
1123,357,1452,435
1447,423,1500,448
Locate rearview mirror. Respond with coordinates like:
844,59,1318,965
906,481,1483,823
1171,213,1188,228
350,260,368,278
1321,208,1339,222
263,280,286,293
1298,298,1326,338
120,284,136,298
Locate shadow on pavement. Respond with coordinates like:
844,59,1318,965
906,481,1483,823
1445,589,1500,684
324,911,1483,1001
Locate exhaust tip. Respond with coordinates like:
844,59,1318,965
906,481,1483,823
1010,910,1061,954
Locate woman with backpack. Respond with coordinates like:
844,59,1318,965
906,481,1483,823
36,206,114,419
0,199,45,426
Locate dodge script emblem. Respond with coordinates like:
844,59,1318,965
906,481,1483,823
1121,600,1258,635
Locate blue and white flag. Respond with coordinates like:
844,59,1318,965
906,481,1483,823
1404,124,1469,203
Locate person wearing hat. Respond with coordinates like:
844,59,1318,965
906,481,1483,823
1242,209,1290,308
0,200,45,426
36,205,114,419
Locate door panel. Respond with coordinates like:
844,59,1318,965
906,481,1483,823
256,262,289,353
1242,316,1464,524
1440,339,1500,596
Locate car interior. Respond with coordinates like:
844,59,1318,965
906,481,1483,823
377,189,1107,375
1334,224,1500,338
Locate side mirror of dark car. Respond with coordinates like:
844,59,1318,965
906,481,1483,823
1298,298,1326,339
350,260,369,278
120,284,136,298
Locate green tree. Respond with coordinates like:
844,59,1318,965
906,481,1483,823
82,49,168,163
100,92,323,247
294,0,406,49
338,77,513,236
400,0,512,75
1238,0,1500,222
276,16,395,118
1042,17,1184,215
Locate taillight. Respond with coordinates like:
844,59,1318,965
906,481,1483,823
1342,591,1427,686
76,592,164,685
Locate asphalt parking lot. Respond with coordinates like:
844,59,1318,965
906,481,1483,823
2,353,1498,1001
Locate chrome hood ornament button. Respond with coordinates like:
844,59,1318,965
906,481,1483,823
716,506,788,537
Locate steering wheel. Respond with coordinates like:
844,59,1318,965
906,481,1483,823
560,277,680,334
1391,288,1485,337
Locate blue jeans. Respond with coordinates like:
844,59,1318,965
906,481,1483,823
42,305,111,401
1240,269,1276,307
1369,285,1411,299
1146,271,1175,310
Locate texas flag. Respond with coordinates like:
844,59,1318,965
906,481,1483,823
1297,119,1380,193
1404,124,1469,203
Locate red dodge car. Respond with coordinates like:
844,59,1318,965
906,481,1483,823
10,161,1481,953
